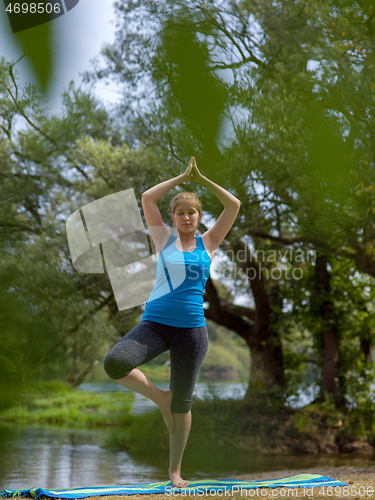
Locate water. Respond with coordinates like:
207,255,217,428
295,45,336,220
77,380,250,415
0,425,163,490
0,381,373,491
77,380,320,414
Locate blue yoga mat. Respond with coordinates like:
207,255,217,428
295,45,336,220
1,474,348,498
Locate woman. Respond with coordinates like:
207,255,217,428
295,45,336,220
104,157,241,488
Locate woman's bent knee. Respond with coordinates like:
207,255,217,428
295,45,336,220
104,352,133,380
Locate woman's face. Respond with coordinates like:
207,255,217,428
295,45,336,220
172,201,201,234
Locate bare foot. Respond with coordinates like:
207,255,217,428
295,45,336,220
159,389,175,433
169,471,189,488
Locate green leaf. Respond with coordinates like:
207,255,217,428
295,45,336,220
13,23,54,91
0,9,55,91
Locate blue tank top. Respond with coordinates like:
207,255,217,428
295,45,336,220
141,233,211,327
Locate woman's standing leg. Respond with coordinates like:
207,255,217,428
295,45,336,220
168,325,209,488
168,411,191,488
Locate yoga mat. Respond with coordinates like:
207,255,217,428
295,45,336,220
2,474,348,498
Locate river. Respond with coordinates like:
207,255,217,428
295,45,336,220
0,381,373,491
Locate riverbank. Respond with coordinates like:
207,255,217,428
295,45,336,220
0,381,134,426
1,382,374,456
103,396,375,460
1,382,375,499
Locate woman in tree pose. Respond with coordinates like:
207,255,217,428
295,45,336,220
104,157,241,488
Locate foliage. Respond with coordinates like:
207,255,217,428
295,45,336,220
86,0,375,400
1,22,54,91
87,0,375,277
0,58,124,388
203,319,250,377
282,254,375,405
105,396,375,458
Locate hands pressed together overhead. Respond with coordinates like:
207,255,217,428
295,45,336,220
183,156,204,183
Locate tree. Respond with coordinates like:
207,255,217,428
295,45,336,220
0,57,124,386
283,251,375,407
84,0,375,404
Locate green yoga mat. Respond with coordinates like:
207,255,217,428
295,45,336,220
1,474,348,498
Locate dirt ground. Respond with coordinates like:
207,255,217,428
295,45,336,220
233,466,375,498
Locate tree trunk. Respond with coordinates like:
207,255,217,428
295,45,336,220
358,303,372,379
203,237,285,397
247,280,284,390
314,253,341,403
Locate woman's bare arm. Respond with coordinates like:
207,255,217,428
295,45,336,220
141,160,194,252
190,159,241,251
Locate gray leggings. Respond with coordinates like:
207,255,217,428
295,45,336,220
104,320,209,413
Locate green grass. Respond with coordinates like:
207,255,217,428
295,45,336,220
139,364,170,382
0,381,134,427
2,380,375,461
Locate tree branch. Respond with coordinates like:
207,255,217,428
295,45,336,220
35,293,116,367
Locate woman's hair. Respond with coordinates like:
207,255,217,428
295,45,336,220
170,192,202,216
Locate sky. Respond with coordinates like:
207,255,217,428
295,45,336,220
0,0,121,112
0,1,241,139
